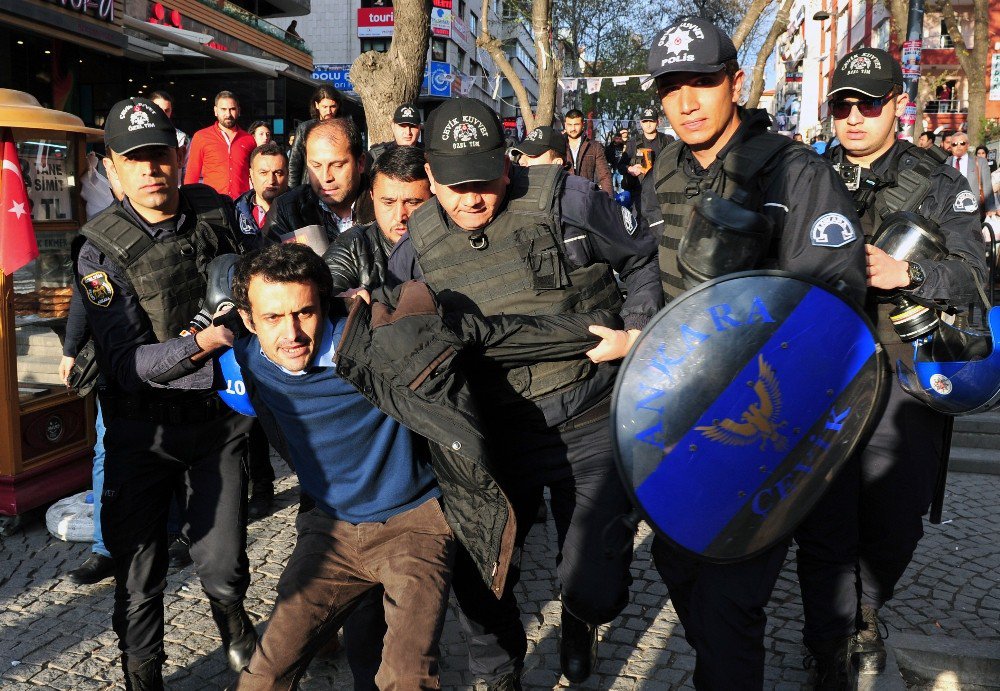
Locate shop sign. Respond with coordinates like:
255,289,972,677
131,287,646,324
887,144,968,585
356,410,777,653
358,8,394,37
990,53,1000,102
431,7,451,38
433,0,453,8
45,0,114,23
452,14,473,51
18,142,72,222
313,64,355,92
421,61,453,98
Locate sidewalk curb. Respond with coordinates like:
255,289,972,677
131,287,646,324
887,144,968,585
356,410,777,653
857,645,907,691
891,633,1000,688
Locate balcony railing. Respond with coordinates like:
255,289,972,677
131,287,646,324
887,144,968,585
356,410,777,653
194,0,312,54
925,99,967,114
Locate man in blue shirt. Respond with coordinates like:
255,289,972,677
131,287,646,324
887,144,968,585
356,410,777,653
230,244,453,689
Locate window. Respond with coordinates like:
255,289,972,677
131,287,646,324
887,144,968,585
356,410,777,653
939,20,954,48
432,37,448,63
453,47,467,71
873,19,889,50
361,38,391,53
469,11,478,35
458,0,466,20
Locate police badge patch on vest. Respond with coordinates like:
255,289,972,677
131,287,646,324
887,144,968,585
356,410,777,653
81,271,114,307
810,213,857,247
953,190,978,214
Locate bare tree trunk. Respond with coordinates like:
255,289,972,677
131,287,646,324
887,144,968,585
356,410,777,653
938,0,988,144
732,0,774,50
349,0,431,146
478,0,540,130
882,0,908,48
532,0,562,128
747,0,794,107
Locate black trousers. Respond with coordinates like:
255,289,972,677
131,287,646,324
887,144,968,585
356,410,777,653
101,409,254,664
651,538,788,690
247,419,275,485
450,412,634,681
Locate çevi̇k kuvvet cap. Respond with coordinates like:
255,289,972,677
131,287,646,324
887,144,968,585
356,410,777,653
424,98,506,186
647,17,738,80
393,103,422,126
828,48,904,99
104,98,177,155
510,126,568,158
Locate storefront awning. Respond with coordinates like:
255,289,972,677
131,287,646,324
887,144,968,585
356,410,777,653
122,15,315,85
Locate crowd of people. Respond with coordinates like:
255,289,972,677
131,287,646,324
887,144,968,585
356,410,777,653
54,15,996,691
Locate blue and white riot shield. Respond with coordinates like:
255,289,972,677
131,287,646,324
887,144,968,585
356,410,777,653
612,271,887,562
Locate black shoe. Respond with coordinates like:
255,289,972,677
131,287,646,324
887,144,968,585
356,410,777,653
68,553,115,585
167,535,192,570
210,599,258,673
807,635,854,691
248,481,275,521
852,604,887,674
122,654,165,691
474,672,522,691
560,606,598,684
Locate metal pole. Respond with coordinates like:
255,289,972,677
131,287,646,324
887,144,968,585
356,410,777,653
899,0,925,140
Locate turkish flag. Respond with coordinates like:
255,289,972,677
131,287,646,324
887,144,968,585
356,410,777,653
1,127,38,275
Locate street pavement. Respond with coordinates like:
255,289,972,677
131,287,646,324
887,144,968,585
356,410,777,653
1,459,998,690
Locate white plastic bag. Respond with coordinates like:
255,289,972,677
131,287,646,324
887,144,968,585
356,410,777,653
46,490,95,542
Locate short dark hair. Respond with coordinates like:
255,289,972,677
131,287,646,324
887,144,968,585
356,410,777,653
919,131,936,143
722,60,740,82
941,129,956,139
304,117,364,161
309,85,343,119
215,90,238,106
564,109,584,120
250,141,287,167
248,120,271,136
150,90,173,105
233,243,333,317
371,144,428,184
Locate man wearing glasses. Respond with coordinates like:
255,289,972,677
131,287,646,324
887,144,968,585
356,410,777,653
947,134,998,221
817,48,988,676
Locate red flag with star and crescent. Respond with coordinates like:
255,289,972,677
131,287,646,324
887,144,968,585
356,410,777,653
1,127,39,275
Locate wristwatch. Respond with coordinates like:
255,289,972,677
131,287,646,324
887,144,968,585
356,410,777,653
905,261,926,290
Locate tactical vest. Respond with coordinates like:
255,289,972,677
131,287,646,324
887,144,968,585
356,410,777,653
653,134,795,300
77,184,239,343
407,164,623,403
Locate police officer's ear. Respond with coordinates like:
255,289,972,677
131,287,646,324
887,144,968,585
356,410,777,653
424,162,438,195
103,155,125,202
729,69,746,103
238,308,257,335
358,151,366,175
892,91,909,119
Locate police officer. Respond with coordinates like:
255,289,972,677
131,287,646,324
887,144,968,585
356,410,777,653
816,49,987,674
597,18,868,689
388,98,661,689
367,102,423,167
74,98,257,689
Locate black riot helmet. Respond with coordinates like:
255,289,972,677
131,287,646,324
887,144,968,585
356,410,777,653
677,188,774,289
870,211,948,341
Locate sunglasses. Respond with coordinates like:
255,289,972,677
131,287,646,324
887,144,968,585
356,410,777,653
830,93,894,120
952,140,969,146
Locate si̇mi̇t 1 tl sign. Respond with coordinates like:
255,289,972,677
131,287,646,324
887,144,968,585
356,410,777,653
611,271,886,562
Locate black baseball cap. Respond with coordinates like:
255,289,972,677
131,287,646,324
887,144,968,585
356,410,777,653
104,98,177,155
425,98,505,185
393,103,421,126
511,126,567,158
639,107,658,122
828,48,904,99
648,18,738,79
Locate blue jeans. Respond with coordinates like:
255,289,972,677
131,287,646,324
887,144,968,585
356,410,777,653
92,404,110,557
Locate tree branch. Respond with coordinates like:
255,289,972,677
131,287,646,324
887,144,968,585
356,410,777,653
747,0,793,107
732,0,773,50
478,0,538,130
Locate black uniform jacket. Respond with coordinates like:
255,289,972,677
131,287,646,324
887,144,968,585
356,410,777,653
640,109,868,307
245,281,621,596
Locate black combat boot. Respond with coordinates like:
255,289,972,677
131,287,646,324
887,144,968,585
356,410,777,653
122,653,165,691
559,605,598,684
853,604,887,674
808,635,854,691
209,599,258,673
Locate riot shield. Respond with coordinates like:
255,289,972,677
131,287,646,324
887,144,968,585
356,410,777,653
612,271,887,562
